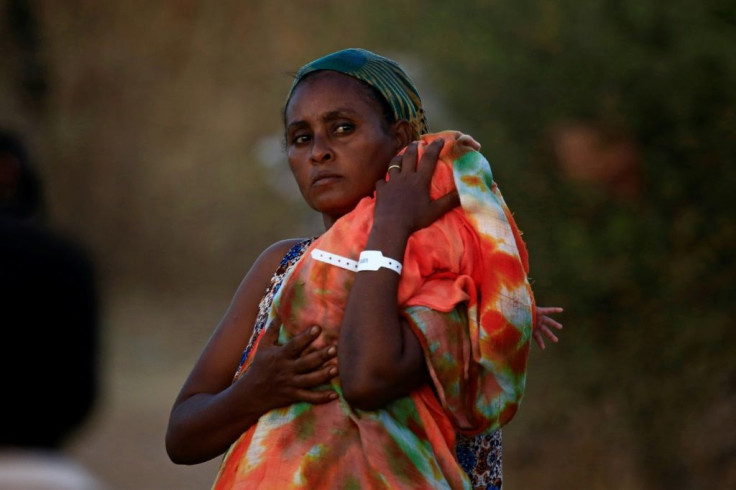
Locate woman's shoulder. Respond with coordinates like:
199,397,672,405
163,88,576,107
252,237,313,275
260,237,312,260
228,238,313,319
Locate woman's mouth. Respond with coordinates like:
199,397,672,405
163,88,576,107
312,172,342,186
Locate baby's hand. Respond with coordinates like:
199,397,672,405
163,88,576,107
533,306,564,350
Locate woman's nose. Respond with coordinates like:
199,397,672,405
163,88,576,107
310,135,333,163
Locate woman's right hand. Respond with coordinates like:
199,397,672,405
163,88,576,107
167,322,338,465
235,323,338,411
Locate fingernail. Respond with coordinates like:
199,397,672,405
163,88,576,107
329,367,337,376
310,325,319,335
329,392,338,399
327,346,336,355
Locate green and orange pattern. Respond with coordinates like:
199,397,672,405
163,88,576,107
214,131,534,489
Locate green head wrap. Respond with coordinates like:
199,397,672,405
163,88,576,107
287,48,428,139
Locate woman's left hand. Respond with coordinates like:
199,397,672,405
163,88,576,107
533,306,564,350
373,138,460,236
340,138,455,410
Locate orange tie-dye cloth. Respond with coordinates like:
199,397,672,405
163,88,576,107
214,131,534,489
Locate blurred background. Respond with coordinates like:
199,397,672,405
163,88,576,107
1,0,734,488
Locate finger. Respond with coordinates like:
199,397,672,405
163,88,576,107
282,325,321,358
386,155,403,175
533,331,546,350
417,138,445,180
293,388,339,405
541,326,559,343
260,322,281,346
419,191,459,228
401,141,419,173
294,365,338,388
430,190,460,220
293,345,337,373
537,306,563,315
543,318,563,330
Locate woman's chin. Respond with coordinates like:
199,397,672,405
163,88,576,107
310,195,358,218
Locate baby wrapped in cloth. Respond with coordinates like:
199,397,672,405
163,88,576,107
214,131,535,489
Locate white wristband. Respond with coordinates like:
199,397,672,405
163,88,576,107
357,250,402,275
311,249,359,271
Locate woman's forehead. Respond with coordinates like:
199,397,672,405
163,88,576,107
285,72,381,121
292,71,368,96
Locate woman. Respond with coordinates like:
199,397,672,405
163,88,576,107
166,48,561,489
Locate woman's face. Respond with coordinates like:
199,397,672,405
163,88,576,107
284,71,407,228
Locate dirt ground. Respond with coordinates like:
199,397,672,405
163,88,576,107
66,293,227,490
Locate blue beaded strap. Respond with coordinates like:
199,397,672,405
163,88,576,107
233,238,314,379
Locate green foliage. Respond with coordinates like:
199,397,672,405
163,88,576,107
367,0,736,487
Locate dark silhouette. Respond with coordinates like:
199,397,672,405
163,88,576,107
0,129,99,453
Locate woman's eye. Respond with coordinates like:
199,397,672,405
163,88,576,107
293,134,310,145
334,123,354,134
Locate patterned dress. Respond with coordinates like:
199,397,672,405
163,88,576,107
235,239,504,489
233,244,501,486
217,131,531,489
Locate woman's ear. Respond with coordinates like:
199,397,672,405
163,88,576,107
392,119,414,150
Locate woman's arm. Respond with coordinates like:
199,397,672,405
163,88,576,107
339,139,460,410
166,239,338,464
